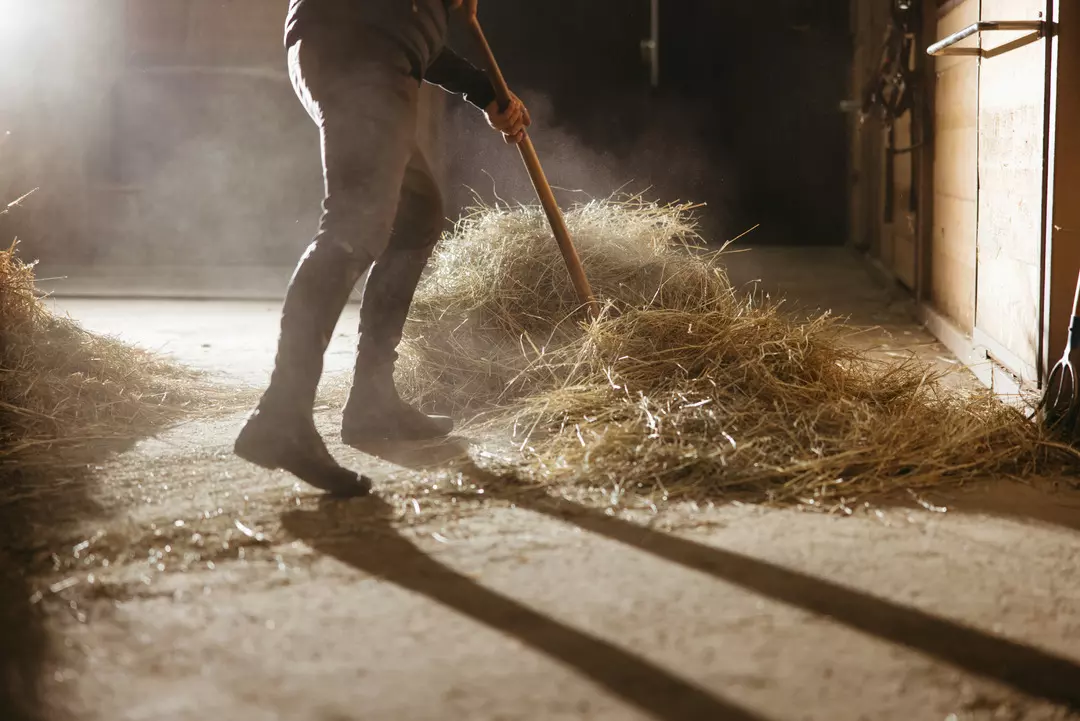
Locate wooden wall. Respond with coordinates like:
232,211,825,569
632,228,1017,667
884,111,919,289
973,0,1050,380
852,0,1080,392
929,0,979,333
847,0,933,291
1044,0,1080,368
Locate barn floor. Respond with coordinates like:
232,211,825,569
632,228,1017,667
6,247,1080,721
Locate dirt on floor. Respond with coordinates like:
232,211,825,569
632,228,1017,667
3,248,1080,721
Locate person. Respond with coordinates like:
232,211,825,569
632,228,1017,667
234,0,531,496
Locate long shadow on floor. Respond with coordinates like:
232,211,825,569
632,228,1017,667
0,440,133,721
881,480,1080,533
281,494,770,721
0,469,93,721
0,542,49,721
341,436,1080,713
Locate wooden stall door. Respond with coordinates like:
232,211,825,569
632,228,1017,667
974,0,1054,384
931,0,980,335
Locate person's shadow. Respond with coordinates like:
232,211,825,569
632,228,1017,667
281,456,766,721
283,436,1080,716
1,445,122,721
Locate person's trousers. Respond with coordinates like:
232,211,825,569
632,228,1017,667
261,35,445,415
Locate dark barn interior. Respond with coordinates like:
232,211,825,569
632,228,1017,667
446,0,852,245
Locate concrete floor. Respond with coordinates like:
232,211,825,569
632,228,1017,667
5,247,1080,721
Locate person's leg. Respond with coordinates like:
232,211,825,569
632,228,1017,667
234,38,419,494
340,148,453,444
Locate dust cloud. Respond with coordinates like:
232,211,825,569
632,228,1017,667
100,70,323,268
441,89,737,243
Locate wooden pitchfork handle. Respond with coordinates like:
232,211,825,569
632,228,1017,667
466,17,600,318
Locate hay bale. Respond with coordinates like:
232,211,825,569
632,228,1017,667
399,198,1079,504
0,242,205,474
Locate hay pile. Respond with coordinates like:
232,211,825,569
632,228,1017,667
398,199,1078,504
0,243,203,474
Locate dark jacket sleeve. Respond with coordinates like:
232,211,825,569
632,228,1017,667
423,47,497,110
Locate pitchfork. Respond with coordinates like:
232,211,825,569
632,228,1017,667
1039,270,1080,433
463,10,600,319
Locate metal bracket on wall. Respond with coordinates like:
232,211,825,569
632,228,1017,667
927,20,1053,58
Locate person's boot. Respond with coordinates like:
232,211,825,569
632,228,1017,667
340,239,452,445
234,239,374,496
340,360,454,445
235,403,371,496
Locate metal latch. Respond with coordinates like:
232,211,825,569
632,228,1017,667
927,20,1052,58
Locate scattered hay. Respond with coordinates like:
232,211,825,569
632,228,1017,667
398,198,1079,505
399,197,708,412
0,242,216,476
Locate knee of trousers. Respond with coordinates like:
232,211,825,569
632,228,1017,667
315,198,399,262
298,230,375,287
